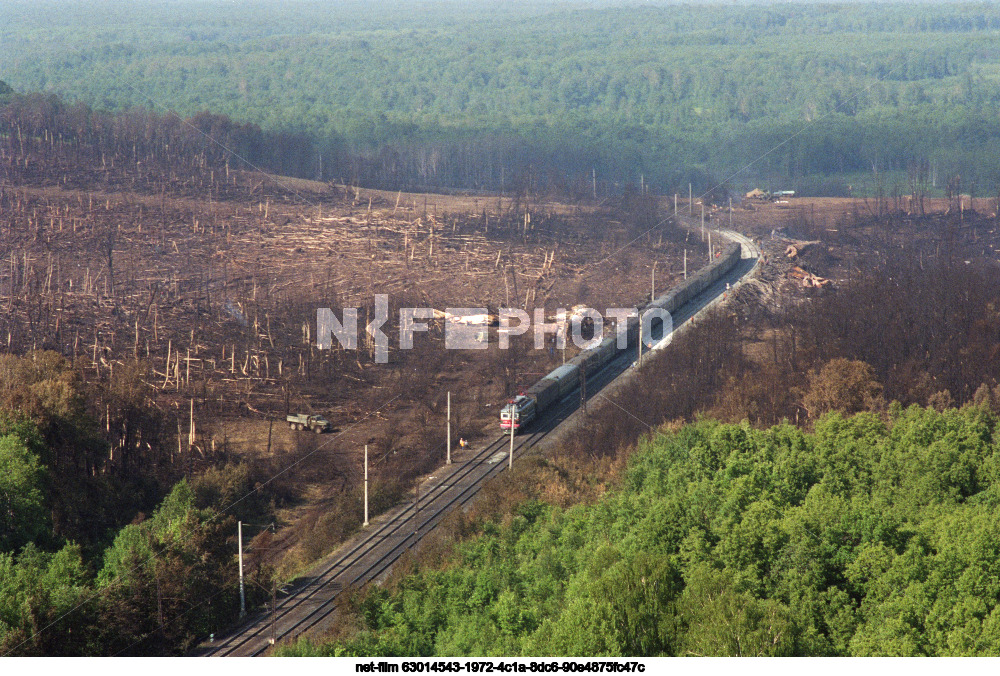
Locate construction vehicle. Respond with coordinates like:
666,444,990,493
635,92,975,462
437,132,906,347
286,413,331,433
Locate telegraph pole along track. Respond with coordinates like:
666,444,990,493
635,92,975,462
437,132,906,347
196,225,760,656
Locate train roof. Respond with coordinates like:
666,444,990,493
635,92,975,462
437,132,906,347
544,363,579,382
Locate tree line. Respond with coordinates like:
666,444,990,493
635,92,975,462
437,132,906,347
7,2,1000,194
0,86,329,189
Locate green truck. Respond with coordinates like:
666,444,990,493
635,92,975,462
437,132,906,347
286,413,331,434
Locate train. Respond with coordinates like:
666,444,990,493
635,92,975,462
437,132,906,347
500,242,742,432
500,394,537,431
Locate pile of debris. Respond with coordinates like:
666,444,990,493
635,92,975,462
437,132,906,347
728,276,778,324
735,236,835,320
786,265,831,289
778,238,834,289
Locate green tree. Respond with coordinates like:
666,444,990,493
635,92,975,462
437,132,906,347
677,565,797,656
96,479,252,655
0,434,48,552
0,543,96,656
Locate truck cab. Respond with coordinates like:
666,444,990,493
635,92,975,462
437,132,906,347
500,395,537,432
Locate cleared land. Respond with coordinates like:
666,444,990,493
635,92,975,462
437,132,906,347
1,167,706,574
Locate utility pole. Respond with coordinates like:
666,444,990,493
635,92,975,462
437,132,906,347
446,392,451,465
684,249,687,280
157,577,164,634
238,521,246,617
674,193,678,215
269,580,276,645
637,329,643,367
562,317,567,364
689,183,693,213
508,418,514,470
592,167,597,200
701,202,705,240
709,231,713,261
363,444,369,527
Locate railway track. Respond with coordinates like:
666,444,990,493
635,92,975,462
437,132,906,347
194,230,760,657
196,344,637,656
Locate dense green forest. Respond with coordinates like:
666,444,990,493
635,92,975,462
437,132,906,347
279,407,1000,656
5,1,1000,194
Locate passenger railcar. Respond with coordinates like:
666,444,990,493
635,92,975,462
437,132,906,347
500,242,741,431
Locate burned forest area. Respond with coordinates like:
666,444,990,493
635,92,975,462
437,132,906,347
0,98,705,637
